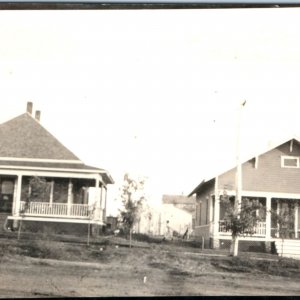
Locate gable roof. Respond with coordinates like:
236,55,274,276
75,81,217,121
0,113,80,161
188,137,300,197
162,194,196,205
0,111,114,184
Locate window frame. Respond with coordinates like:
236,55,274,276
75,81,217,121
281,156,300,168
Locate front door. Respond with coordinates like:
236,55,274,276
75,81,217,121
0,178,15,213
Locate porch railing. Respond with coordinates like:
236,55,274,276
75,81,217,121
19,201,91,219
219,220,266,236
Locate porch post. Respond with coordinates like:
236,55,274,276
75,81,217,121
212,176,220,248
95,178,99,188
276,201,280,238
100,184,104,221
265,196,271,239
15,175,22,216
49,180,54,207
12,177,18,215
295,201,298,239
95,178,101,221
67,179,73,216
103,186,107,222
209,194,214,234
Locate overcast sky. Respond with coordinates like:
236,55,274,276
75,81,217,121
0,8,300,214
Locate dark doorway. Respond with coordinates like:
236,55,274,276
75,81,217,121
0,177,15,213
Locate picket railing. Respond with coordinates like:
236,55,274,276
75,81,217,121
219,220,266,236
20,201,91,219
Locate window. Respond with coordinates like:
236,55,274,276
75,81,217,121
1,180,14,194
281,156,299,168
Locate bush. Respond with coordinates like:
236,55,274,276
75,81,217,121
18,240,62,259
132,233,163,244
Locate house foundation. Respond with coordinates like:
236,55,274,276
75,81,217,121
210,237,220,249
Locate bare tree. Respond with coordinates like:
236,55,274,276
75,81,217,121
119,173,146,247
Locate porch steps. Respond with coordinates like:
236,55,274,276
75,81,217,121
274,239,300,260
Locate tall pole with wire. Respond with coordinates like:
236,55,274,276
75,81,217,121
232,100,246,256
235,100,246,213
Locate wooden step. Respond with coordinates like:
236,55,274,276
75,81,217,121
274,239,300,259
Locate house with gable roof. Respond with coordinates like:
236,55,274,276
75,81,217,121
189,137,300,258
0,102,114,231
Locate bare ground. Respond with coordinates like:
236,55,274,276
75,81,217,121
0,234,300,297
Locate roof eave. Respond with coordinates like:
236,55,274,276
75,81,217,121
188,178,216,197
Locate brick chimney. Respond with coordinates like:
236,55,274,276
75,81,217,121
26,102,33,115
35,110,41,122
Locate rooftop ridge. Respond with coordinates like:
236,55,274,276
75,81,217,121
0,157,83,164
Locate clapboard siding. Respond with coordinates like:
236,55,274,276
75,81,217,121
196,181,214,226
218,140,300,194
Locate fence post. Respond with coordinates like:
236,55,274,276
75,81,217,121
87,222,90,246
17,219,23,240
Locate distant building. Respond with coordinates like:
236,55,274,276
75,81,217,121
133,194,195,238
162,194,196,228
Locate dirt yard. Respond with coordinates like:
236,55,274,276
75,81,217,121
0,233,300,297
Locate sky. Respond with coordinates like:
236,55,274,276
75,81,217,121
0,8,300,215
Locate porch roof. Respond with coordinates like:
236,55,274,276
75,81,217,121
0,160,114,184
188,178,215,197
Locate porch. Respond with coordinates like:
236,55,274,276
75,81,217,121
215,194,300,240
0,174,107,225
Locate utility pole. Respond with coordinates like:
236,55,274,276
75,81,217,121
235,100,246,213
232,100,246,257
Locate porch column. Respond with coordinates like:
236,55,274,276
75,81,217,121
276,201,280,238
12,177,18,215
100,184,103,209
15,175,22,217
49,180,54,207
295,202,298,239
265,196,271,239
209,194,214,235
103,186,107,221
67,179,73,216
213,177,220,236
95,178,101,221
95,178,99,188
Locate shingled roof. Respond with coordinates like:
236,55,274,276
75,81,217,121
0,107,114,184
0,113,80,161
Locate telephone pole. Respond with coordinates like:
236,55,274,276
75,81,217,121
235,100,246,213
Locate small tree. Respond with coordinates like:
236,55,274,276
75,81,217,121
119,173,146,247
221,194,264,256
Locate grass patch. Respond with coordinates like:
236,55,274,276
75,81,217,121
1,234,300,280
168,269,191,276
17,240,63,259
211,255,300,278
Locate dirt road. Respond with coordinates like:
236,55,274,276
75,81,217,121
0,240,300,297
